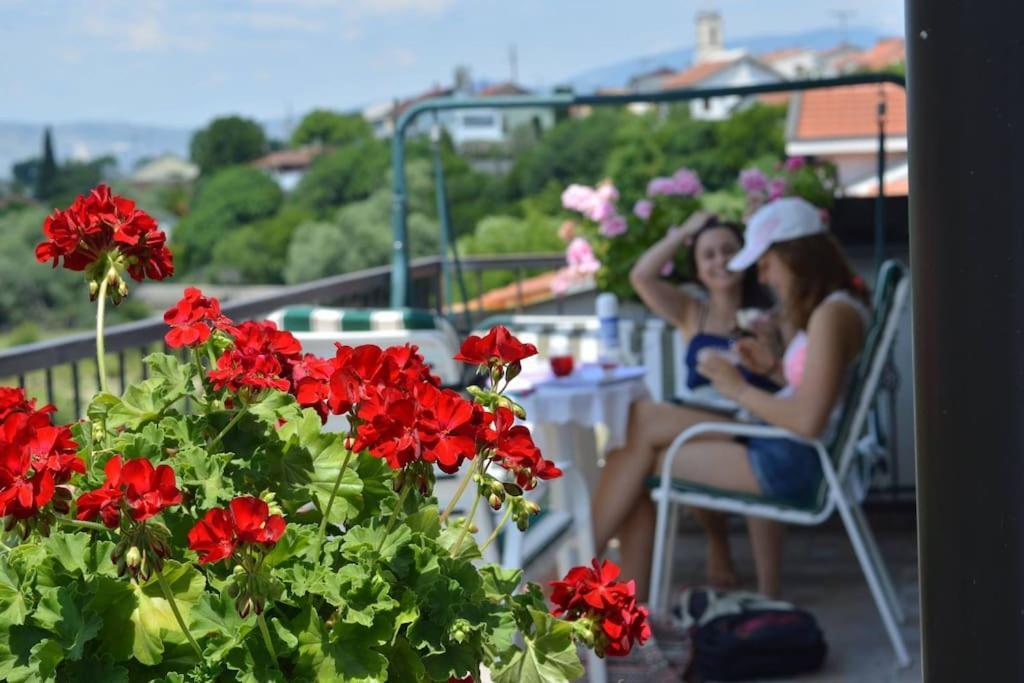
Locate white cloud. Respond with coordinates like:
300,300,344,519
79,2,209,53
349,0,454,14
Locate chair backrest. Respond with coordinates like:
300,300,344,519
829,260,910,480
266,306,464,386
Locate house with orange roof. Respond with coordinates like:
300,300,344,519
760,47,821,80
785,82,908,196
251,145,324,191
661,55,785,120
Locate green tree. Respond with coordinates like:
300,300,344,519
290,109,373,147
209,204,312,283
189,116,268,175
171,166,282,274
36,127,58,201
292,140,388,216
284,189,437,283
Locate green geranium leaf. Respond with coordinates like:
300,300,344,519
190,592,253,664
175,445,232,506
340,524,412,564
57,653,129,683
249,390,303,426
0,560,30,626
86,392,121,425
119,422,166,460
384,636,427,683
481,565,523,599
492,609,583,683
292,606,387,683
32,585,101,661
42,532,117,579
144,353,192,397
263,524,315,569
405,505,441,538
90,561,206,665
0,624,55,683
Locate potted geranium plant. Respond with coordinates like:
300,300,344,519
0,185,649,681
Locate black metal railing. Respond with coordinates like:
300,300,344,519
0,254,564,419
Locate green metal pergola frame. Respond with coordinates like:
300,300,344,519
389,73,907,308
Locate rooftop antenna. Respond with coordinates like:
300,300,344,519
831,9,855,45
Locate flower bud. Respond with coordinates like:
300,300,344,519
524,500,541,516
227,582,240,598
106,269,119,288
488,493,503,510
89,281,99,299
126,546,142,568
92,423,105,442
117,280,129,299
232,564,246,578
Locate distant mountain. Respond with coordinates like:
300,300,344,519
558,25,883,92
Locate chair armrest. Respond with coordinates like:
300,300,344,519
656,422,825,492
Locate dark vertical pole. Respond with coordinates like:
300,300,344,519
907,1,1024,680
874,88,887,277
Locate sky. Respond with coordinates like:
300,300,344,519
0,0,905,128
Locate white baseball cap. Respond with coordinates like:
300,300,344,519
728,197,827,271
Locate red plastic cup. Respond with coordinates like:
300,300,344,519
549,355,574,377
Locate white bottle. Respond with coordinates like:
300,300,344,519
596,292,621,369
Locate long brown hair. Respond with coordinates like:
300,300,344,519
769,233,869,331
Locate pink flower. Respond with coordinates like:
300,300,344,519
670,168,703,196
587,199,617,223
550,272,571,296
646,177,675,197
633,200,653,220
599,215,628,238
739,168,768,194
767,177,788,200
784,156,807,171
561,184,596,212
566,237,600,274
595,181,619,204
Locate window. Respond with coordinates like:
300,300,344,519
462,115,496,128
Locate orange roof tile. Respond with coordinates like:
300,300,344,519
251,146,323,171
478,82,532,96
854,38,905,70
758,92,792,107
760,47,806,63
792,83,907,140
662,59,737,89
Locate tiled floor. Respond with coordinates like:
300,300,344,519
576,509,921,682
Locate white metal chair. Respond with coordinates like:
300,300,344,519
647,260,912,668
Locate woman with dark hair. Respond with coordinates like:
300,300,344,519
595,197,870,602
591,209,778,598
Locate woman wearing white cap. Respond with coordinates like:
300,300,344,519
594,197,870,600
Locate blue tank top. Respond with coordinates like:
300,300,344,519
684,306,779,393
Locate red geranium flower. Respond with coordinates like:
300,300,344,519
209,321,302,395
550,559,651,657
187,496,286,565
418,385,484,474
163,287,234,348
76,456,182,528
454,325,538,366
484,407,561,490
35,184,173,283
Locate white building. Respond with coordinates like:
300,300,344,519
785,83,908,196
662,55,785,120
129,154,198,187
760,47,822,80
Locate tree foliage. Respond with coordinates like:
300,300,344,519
290,109,373,147
292,141,388,217
190,116,268,175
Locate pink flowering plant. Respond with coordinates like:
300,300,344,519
738,156,840,213
559,168,705,300
0,186,648,681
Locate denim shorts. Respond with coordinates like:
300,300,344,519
743,436,824,506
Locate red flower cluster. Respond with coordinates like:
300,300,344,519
485,407,561,490
209,320,302,394
35,184,173,282
163,287,234,348
187,496,286,564
0,389,83,520
454,325,538,366
550,559,651,657
76,456,182,528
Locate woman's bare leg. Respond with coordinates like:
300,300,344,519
615,495,656,600
592,399,732,551
746,516,785,597
692,508,738,588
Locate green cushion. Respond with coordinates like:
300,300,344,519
644,475,825,514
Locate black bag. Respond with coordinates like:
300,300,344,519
676,588,827,681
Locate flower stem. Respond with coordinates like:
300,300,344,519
478,504,514,555
451,487,483,557
209,406,248,451
257,613,279,666
58,518,111,533
312,447,354,559
153,564,203,659
95,276,109,394
376,480,412,553
440,456,478,524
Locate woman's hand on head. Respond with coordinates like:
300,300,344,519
734,337,778,376
673,210,716,246
697,352,748,401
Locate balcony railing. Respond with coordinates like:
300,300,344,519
0,254,564,420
